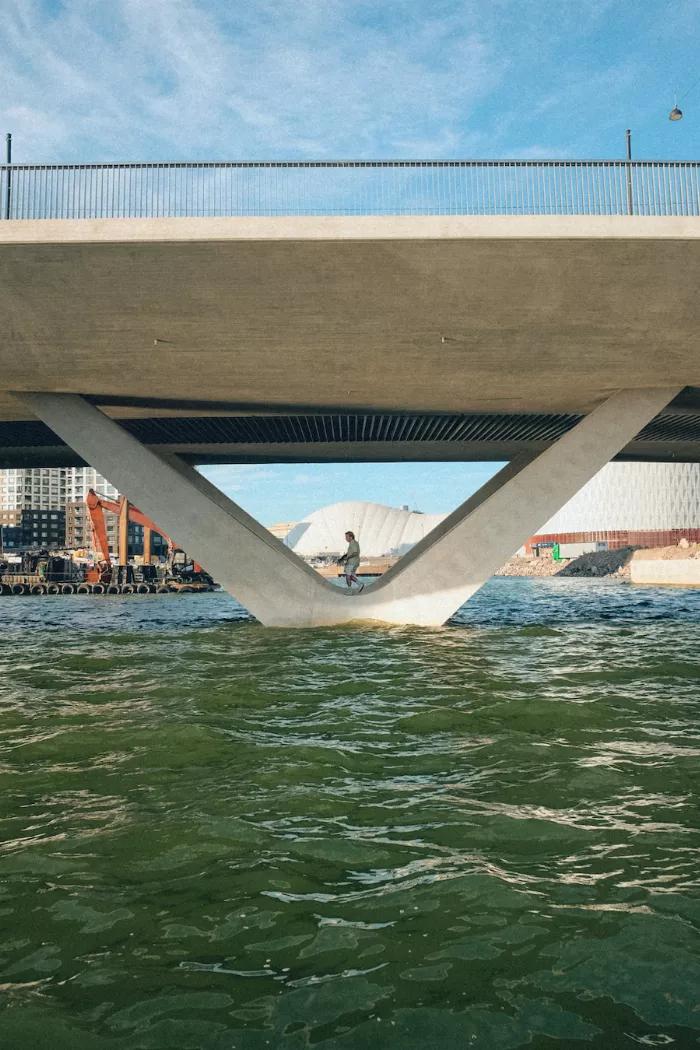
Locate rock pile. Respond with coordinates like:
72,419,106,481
495,556,563,577
496,548,639,579
556,547,637,578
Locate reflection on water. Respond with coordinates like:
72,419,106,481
0,578,699,1048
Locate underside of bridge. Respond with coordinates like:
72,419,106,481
2,388,700,468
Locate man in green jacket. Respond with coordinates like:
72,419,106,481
338,531,364,591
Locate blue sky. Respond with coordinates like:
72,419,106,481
2,0,699,523
198,461,503,525
3,0,698,164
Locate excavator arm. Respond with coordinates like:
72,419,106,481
85,490,204,575
90,494,171,541
86,490,112,565
86,490,175,560
120,505,172,544
83,487,209,588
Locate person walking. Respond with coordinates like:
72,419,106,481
339,531,363,591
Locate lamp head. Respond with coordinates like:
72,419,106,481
669,105,683,121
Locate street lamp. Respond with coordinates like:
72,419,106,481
669,105,683,121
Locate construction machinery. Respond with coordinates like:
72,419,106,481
85,490,216,593
0,495,217,596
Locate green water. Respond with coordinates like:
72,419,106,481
1,578,699,1049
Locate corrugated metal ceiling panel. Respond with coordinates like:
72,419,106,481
1,410,700,450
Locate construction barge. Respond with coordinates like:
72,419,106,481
0,551,217,595
0,489,217,596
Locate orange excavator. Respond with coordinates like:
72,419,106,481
85,490,215,592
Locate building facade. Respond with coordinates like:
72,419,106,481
0,468,118,513
268,520,298,543
0,526,23,551
527,462,700,551
20,509,67,550
0,467,119,550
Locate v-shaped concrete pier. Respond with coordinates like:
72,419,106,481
20,388,680,626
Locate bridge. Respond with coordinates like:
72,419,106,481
1,159,699,625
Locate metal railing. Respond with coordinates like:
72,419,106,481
1,159,699,219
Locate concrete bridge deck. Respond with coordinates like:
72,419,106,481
1,215,700,466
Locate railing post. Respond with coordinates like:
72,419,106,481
3,133,11,220
625,129,634,215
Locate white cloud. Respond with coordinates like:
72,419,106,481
0,0,502,163
2,1,696,185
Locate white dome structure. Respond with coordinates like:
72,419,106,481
285,501,446,558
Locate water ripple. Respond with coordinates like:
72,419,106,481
0,579,699,1047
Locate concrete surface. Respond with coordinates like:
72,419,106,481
1,217,699,440
21,388,678,626
630,559,700,586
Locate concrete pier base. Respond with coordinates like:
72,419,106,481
630,555,700,587
20,388,680,627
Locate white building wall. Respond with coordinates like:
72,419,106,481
0,468,66,511
537,462,700,533
0,469,24,511
64,468,119,504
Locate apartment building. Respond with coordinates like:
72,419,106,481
21,508,67,549
0,468,119,513
0,468,119,549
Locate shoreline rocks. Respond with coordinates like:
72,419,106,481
496,547,637,580
498,541,700,581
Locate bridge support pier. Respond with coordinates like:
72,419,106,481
20,389,679,627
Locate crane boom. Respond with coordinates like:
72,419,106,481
89,493,172,540
86,489,174,562
86,490,112,565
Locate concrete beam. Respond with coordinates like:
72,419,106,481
630,557,700,587
360,388,682,624
3,215,700,245
19,393,339,627
2,436,700,472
